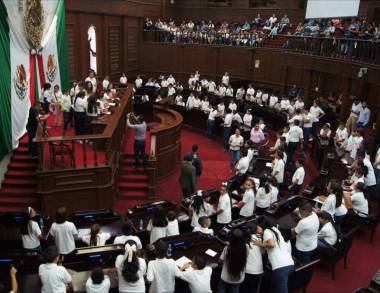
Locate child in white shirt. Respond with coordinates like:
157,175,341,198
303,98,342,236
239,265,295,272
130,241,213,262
147,211,168,244
193,216,214,235
21,207,42,250
86,267,111,293
81,223,111,246
177,256,212,293
166,210,180,236
147,241,180,293
317,211,338,257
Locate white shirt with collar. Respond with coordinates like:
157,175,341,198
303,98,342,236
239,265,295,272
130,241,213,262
247,87,255,97
217,193,232,224
303,113,314,128
147,258,179,293
269,95,278,107
321,194,347,217
167,219,179,236
350,102,363,118
49,221,78,255
243,114,252,127
292,166,305,185
39,263,72,293
208,109,218,121
272,158,285,183
146,221,167,244
336,127,348,141
351,191,368,215
229,134,243,151
363,158,377,187
294,212,319,252
255,187,272,209
224,113,233,127
217,103,225,116
120,76,128,84
116,256,146,293
288,125,303,143
236,156,250,174
240,189,255,217
177,266,212,293
309,105,324,122
246,235,264,275
318,222,337,246
86,275,111,293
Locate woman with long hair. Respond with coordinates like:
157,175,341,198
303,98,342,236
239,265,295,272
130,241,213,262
219,228,248,293
146,210,168,244
253,219,294,293
115,240,146,293
81,223,110,246
20,207,42,250
190,191,214,228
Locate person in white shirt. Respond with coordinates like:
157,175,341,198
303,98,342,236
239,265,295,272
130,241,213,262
346,99,363,132
309,100,325,132
236,86,245,100
217,183,232,225
253,221,294,293
200,97,210,112
188,74,196,89
228,100,237,112
287,119,303,161
166,210,179,236
61,90,72,131
21,207,42,250
294,97,304,110
73,92,87,135
219,228,248,292
262,92,269,105
133,76,142,89
85,71,97,93
226,86,234,97
147,241,179,293
218,84,227,97
167,84,176,97
280,97,290,111
86,267,111,293
167,74,176,85
223,109,233,151
292,201,319,265
39,246,73,293
241,223,264,293
193,96,201,108
334,121,349,152
116,241,147,293
48,207,78,255
160,78,168,88
269,176,280,203
206,106,218,139
186,93,197,110
193,216,214,235
320,123,332,140
120,73,128,85
289,159,305,195
237,179,256,217
177,256,212,293
272,150,285,184
350,182,369,216
113,224,142,249
81,223,111,246
222,72,229,86
302,108,314,150
355,151,377,193
317,211,338,257
207,80,216,93
255,177,276,215
190,192,214,228
246,85,255,101
243,109,253,128
147,211,168,244
102,75,110,90
229,128,244,171
345,130,363,160
236,152,250,175
269,94,278,108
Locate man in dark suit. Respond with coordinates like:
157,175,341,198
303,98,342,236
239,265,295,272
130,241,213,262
187,144,203,186
179,155,196,198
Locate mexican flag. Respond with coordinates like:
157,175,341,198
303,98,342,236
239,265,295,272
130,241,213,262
0,0,69,160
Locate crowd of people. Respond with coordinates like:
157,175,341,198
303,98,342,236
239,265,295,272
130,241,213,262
18,69,380,293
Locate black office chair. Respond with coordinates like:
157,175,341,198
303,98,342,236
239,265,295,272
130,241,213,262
319,227,357,280
289,259,320,293
344,209,379,243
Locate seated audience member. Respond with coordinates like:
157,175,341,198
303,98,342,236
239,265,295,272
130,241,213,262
216,182,232,227
317,211,338,257
147,210,169,244
374,146,380,185
250,123,265,145
175,94,185,106
219,229,248,292
254,220,294,293
114,223,142,249
82,223,111,246
350,182,369,216
177,256,212,293
292,201,319,265
48,207,78,255
289,158,305,195
193,216,214,235
166,210,180,236
39,246,73,292
86,267,111,293
21,207,42,250
190,191,214,228
320,180,347,228
255,176,276,215
356,150,377,195
147,240,179,293
236,179,257,218
116,241,147,293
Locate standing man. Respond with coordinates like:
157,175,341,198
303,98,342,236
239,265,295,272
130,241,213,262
287,120,303,162
127,113,147,171
179,155,196,198
357,101,370,129
289,158,305,195
188,144,202,185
